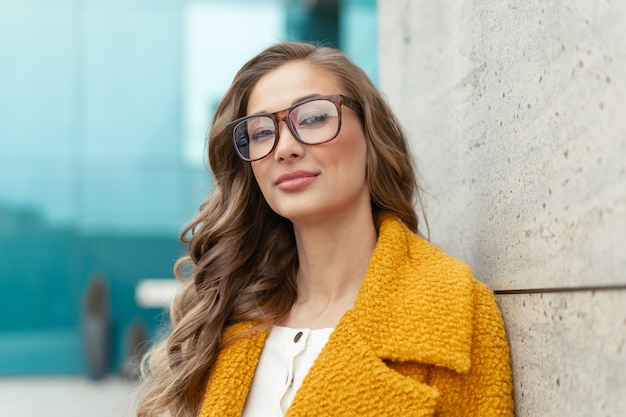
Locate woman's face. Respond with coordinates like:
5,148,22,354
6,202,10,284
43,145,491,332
247,61,370,226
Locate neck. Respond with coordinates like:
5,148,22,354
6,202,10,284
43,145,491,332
283,208,377,328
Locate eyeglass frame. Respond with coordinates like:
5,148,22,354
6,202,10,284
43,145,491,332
226,94,363,162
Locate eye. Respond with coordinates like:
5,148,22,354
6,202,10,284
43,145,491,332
235,134,248,147
250,127,275,141
297,112,329,128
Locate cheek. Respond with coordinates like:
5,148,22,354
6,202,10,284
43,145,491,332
339,118,367,150
250,161,264,183
250,161,272,197
251,162,263,192
336,129,368,170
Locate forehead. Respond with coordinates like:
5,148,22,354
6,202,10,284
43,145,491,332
247,61,343,115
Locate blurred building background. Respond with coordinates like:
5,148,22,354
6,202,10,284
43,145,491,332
0,0,377,377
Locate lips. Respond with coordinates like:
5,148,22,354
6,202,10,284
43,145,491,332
275,170,319,191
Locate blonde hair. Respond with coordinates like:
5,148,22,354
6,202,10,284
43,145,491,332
136,41,425,417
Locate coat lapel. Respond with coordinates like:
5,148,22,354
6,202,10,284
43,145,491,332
350,215,475,372
285,310,441,416
199,215,476,416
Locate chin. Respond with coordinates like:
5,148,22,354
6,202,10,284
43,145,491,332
271,205,327,225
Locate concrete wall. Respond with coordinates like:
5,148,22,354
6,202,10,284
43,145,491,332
378,1,626,415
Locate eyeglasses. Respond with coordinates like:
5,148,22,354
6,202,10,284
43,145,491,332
227,94,362,162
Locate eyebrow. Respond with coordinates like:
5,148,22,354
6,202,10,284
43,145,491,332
291,93,321,105
249,94,323,116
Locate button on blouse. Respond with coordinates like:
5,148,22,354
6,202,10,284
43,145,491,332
241,325,333,417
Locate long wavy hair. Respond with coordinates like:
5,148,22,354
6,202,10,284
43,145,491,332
136,41,426,417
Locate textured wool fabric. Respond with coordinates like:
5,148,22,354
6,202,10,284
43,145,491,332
199,215,514,417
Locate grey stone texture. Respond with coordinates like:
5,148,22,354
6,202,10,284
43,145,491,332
379,0,625,290
498,290,625,416
378,0,626,415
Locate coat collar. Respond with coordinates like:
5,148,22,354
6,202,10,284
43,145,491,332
199,215,475,417
348,214,474,372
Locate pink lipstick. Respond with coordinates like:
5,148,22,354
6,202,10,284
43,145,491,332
275,171,318,191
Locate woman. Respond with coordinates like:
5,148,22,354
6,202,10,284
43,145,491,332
137,42,513,417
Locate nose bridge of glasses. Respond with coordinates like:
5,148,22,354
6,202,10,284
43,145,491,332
273,108,292,124
273,107,300,141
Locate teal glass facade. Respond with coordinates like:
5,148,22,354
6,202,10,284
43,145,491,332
0,0,377,375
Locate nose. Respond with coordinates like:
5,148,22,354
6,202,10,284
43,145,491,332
272,121,304,161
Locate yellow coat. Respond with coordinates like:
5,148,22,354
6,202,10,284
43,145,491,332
199,215,514,417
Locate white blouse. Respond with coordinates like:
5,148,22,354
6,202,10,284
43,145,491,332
241,325,333,417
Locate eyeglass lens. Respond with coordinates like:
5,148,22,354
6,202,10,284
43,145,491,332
233,98,340,161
